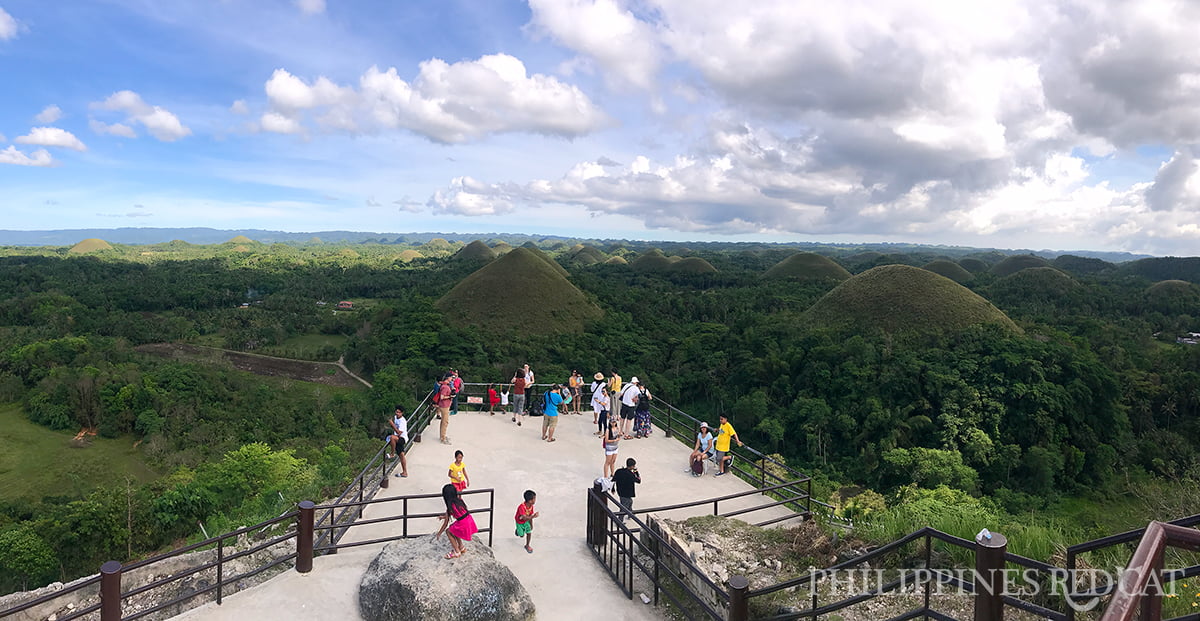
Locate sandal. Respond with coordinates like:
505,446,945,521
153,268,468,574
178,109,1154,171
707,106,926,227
525,545,534,554
548,438,556,442
445,551,460,559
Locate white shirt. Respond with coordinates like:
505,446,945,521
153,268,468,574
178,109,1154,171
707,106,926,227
393,415,408,440
620,384,640,407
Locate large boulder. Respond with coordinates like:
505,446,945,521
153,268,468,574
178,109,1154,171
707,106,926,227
358,536,534,621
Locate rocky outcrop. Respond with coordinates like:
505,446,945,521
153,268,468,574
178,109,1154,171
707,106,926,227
359,536,534,621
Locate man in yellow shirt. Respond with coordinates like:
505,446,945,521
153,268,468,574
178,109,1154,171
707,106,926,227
713,414,742,477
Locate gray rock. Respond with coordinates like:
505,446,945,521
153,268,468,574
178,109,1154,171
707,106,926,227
359,535,535,621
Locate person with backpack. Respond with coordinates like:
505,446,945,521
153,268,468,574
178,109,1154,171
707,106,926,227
632,378,653,438
540,383,567,442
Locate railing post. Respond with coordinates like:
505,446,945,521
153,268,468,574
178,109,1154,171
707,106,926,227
216,538,224,605
380,457,389,489
100,560,122,621
727,574,750,621
973,530,1007,621
297,500,315,573
357,479,364,519
588,488,606,546
665,406,672,438
488,489,495,547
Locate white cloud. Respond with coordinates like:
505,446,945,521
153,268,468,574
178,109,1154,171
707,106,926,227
89,119,137,138
16,127,87,151
0,132,5,142
230,100,250,115
255,55,608,142
260,112,303,134
0,7,18,40
0,145,55,167
92,91,192,141
295,0,326,15
35,105,63,123
526,0,662,89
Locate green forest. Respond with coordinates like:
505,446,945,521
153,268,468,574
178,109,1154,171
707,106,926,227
2,236,1200,594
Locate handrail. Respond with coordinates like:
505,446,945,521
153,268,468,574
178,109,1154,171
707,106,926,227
1098,521,1200,621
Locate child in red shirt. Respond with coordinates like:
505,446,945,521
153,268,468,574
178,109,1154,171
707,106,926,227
515,490,539,554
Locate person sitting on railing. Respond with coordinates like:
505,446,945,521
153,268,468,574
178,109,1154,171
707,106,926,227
386,405,409,478
713,414,743,477
688,422,714,477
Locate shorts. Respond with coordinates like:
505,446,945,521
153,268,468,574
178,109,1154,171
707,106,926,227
714,449,728,465
516,520,533,537
542,415,558,431
620,404,635,420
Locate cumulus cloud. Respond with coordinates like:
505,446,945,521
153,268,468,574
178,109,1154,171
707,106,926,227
295,0,325,15
255,54,607,142
230,100,249,115
16,127,87,151
0,145,55,167
526,0,662,89
35,105,63,123
89,119,137,138
260,112,303,134
393,197,423,213
1144,148,1200,212
92,91,192,141
0,7,18,40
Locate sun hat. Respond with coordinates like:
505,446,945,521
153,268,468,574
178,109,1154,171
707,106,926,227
700,421,709,428
594,372,604,380
630,376,639,384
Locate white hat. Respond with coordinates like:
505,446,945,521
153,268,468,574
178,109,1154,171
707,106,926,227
700,421,709,428
630,376,639,383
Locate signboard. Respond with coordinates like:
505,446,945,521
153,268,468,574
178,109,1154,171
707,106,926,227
466,396,484,404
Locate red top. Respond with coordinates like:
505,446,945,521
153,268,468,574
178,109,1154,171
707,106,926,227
435,384,453,408
514,377,526,395
488,388,501,405
515,502,535,523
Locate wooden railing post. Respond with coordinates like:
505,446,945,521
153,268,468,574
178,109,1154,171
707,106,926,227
296,500,315,573
974,530,1007,621
665,406,673,438
727,574,750,621
100,560,122,621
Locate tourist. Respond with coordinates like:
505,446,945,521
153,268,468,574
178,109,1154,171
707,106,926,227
618,376,641,439
713,414,743,476
590,372,609,435
386,405,409,478
435,375,454,444
607,368,622,409
689,422,714,477
435,483,478,559
448,449,470,492
515,490,539,554
511,368,527,426
602,419,621,478
523,364,536,415
612,458,641,523
487,383,500,415
632,378,653,438
541,383,566,442
449,369,463,416
500,384,510,413
568,370,581,414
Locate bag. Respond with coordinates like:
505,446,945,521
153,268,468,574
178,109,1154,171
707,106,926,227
691,458,705,476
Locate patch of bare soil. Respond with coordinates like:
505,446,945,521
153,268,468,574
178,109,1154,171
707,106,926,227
134,343,365,388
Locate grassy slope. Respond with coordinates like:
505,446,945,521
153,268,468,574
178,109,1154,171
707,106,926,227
0,404,159,501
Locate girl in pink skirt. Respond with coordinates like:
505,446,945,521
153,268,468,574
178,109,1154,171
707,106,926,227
435,483,478,559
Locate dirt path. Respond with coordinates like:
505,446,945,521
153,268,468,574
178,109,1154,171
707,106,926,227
134,343,370,389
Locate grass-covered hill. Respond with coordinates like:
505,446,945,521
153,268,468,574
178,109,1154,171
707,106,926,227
451,240,497,263
992,254,1051,277
1053,254,1115,276
668,256,718,274
1144,279,1200,314
805,265,1019,336
921,259,973,283
68,238,114,254
1125,256,1200,283
519,243,570,278
764,252,852,281
491,241,513,255
565,244,607,265
632,249,675,272
957,257,990,273
435,247,602,334
605,255,628,265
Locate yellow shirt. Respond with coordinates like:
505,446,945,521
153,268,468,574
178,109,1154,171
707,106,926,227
715,422,736,452
448,461,467,483
608,376,622,395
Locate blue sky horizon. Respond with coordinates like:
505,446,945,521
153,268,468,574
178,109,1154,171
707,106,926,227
2,1,1199,255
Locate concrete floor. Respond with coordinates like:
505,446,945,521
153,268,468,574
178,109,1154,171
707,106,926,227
174,408,804,620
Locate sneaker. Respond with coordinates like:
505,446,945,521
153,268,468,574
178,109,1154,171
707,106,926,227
715,472,726,477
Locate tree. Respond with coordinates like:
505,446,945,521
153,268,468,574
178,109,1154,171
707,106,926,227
0,526,56,591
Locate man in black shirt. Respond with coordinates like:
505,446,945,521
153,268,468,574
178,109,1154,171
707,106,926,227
612,458,641,523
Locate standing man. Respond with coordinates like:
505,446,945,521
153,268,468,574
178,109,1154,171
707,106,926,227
541,384,565,442
386,405,409,478
618,376,641,439
435,375,454,444
449,369,463,416
713,414,743,476
612,458,641,522
511,368,527,426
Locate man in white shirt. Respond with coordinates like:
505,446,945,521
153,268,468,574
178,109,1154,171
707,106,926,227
618,376,641,439
386,405,409,478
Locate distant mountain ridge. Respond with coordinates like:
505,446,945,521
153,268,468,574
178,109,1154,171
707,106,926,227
0,227,1155,262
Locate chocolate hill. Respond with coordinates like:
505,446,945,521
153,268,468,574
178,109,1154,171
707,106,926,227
764,252,852,281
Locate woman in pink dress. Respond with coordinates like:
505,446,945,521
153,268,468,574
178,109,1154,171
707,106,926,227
435,483,478,559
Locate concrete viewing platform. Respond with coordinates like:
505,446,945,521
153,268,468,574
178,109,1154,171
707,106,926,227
175,408,804,620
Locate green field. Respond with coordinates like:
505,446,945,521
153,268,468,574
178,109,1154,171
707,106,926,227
0,404,160,501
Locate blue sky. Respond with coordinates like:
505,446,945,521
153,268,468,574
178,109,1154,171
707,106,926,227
2,1,1199,254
